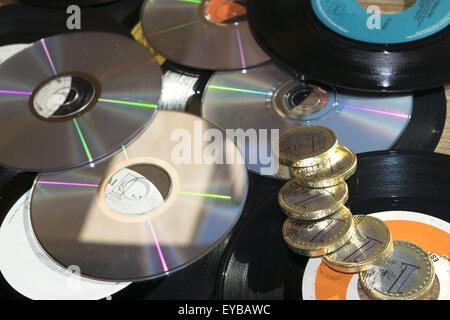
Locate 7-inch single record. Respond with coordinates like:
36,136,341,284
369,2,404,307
0,32,161,172
202,62,445,179
31,111,248,282
246,0,450,92
0,4,131,46
141,0,271,70
219,151,450,300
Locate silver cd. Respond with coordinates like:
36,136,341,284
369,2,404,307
141,0,270,70
201,62,413,179
0,32,162,171
30,111,248,281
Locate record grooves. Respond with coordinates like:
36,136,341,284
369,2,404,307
391,88,446,151
202,62,447,179
219,151,450,300
247,0,450,92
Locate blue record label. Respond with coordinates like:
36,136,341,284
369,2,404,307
311,0,450,44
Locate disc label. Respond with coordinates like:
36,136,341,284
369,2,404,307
311,0,450,44
104,168,165,217
0,191,130,300
302,211,450,300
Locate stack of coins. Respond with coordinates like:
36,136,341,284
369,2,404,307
278,126,437,300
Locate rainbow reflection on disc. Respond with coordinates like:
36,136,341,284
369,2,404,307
202,62,413,179
0,32,162,171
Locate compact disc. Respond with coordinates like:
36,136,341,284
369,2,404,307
0,32,162,171
0,190,130,300
202,62,446,179
219,151,450,300
141,0,270,70
247,0,450,92
131,22,209,112
31,111,248,281
0,44,30,65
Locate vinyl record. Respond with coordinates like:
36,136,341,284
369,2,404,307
0,32,162,172
18,0,119,7
202,62,446,179
31,111,248,282
219,151,450,300
141,0,271,70
0,3,131,46
112,173,282,299
0,172,277,300
246,0,450,92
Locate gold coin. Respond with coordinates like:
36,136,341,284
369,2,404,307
290,145,357,188
278,180,348,220
278,126,338,167
282,206,354,257
322,215,392,273
357,270,440,301
359,240,436,300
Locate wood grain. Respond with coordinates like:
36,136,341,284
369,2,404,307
357,0,416,13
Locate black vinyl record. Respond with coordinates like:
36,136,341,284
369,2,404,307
219,151,450,299
0,173,282,299
246,0,450,92
371,87,446,152
18,0,119,7
0,3,131,46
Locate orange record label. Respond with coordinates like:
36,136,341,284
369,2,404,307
302,211,450,300
206,0,247,24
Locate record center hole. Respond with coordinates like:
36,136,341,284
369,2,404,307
203,0,247,26
32,74,96,119
104,164,171,217
357,0,416,14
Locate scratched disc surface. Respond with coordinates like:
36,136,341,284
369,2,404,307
0,32,161,171
31,111,248,281
141,0,270,70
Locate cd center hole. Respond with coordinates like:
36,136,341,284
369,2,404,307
357,0,416,14
286,85,324,116
204,0,247,25
32,74,96,120
62,88,79,105
104,164,171,217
